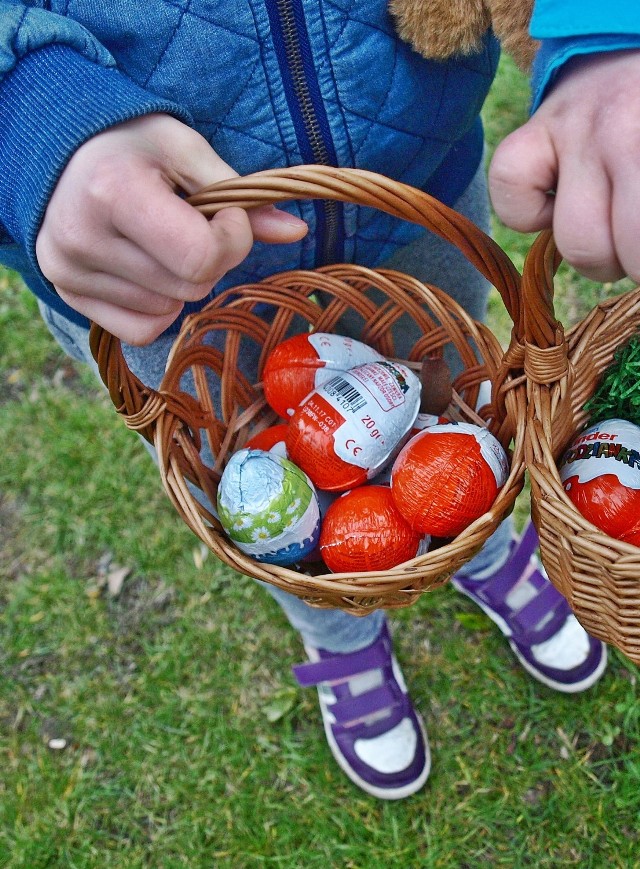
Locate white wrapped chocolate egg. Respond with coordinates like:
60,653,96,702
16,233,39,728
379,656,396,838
286,360,421,491
217,449,321,565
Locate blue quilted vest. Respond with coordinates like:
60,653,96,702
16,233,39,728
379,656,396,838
0,0,499,330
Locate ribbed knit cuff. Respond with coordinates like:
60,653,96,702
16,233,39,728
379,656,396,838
0,43,192,271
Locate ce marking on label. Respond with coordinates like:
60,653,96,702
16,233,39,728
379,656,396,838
345,439,362,457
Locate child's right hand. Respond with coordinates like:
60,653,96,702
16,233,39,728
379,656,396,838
35,114,308,345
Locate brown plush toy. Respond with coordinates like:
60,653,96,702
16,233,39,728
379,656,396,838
390,0,537,71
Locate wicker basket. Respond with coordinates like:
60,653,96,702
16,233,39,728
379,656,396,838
522,230,640,662
89,165,528,614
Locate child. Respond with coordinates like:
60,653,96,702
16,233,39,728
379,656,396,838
3,0,637,799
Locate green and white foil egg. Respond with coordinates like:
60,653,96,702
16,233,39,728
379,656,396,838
217,449,321,566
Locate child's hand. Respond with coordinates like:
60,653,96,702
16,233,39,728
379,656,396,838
488,50,640,284
36,114,308,344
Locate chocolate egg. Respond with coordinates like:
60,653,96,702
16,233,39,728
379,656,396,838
286,360,421,491
217,449,321,565
245,424,289,457
319,485,428,572
558,418,640,546
391,422,509,536
262,332,383,418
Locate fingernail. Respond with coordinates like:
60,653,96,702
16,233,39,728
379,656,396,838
270,207,307,226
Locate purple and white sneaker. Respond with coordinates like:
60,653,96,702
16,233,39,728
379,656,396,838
452,522,607,693
292,623,430,800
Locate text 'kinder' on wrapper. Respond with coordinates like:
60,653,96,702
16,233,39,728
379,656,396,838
558,418,640,546
286,360,421,491
262,332,384,419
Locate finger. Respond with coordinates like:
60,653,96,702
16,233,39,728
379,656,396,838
54,269,186,316
488,123,557,232
609,161,640,282
48,236,223,304
552,159,624,283
111,173,255,284
248,205,308,243
56,287,181,346
140,121,308,246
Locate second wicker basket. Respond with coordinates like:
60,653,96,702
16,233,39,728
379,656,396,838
522,230,640,664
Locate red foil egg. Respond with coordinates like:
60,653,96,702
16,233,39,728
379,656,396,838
262,332,383,418
319,485,425,572
245,424,289,454
558,418,640,546
391,422,509,537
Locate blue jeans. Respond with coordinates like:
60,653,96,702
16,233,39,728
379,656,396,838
38,163,513,654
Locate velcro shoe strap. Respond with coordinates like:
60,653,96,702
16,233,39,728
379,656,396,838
507,582,571,645
292,641,390,687
476,523,541,607
330,683,404,726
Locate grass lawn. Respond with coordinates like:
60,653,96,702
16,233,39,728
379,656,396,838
1,57,639,868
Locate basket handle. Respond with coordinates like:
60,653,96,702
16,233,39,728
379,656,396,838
90,165,523,440
186,165,523,327
520,230,563,350
520,229,581,458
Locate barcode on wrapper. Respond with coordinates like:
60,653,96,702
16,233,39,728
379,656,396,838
324,376,366,413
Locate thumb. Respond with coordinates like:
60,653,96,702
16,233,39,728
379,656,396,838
156,118,308,245
488,121,557,233
248,204,309,244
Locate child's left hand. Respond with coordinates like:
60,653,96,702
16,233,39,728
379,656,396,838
489,49,640,284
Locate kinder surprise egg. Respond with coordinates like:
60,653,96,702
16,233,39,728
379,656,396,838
217,449,321,565
319,485,429,573
262,332,384,418
369,414,450,485
286,360,421,491
391,422,509,537
245,424,289,457
558,418,640,546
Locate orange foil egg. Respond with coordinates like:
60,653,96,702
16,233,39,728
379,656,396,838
558,418,640,546
262,332,383,418
319,485,426,573
245,424,290,455
391,422,509,537
286,360,421,491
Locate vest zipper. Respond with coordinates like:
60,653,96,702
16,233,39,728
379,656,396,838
266,0,344,265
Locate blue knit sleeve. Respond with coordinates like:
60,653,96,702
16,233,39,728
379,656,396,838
530,1,640,111
0,4,191,308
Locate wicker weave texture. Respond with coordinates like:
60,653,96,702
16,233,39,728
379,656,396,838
522,231,640,662
90,166,528,614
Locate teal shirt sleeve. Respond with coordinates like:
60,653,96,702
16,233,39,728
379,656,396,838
531,1,640,38
530,1,640,112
